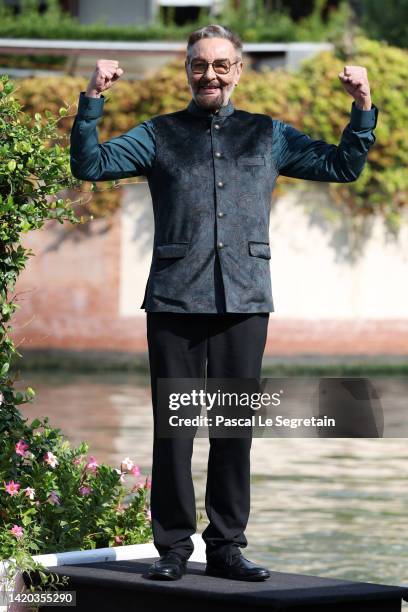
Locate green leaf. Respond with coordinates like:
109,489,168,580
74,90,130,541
20,220,31,233
1,362,10,375
26,387,36,398
8,159,16,172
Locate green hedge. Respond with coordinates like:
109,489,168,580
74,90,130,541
0,0,351,43
13,35,407,229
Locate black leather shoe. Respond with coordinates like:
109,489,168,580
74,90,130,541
147,552,187,580
205,554,270,581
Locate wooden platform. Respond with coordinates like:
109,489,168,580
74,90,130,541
25,557,408,611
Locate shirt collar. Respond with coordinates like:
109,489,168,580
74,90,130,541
186,97,235,118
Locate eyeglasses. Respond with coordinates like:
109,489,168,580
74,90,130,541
189,58,240,75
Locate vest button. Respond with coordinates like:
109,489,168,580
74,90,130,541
214,124,220,130
217,212,225,218
217,181,224,188
214,151,222,158
217,241,224,248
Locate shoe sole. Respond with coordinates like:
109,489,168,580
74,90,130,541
147,571,184,581
147,570,187,580
205,568,270,581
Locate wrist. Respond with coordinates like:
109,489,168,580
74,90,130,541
85,88,102,99
355,99,372,111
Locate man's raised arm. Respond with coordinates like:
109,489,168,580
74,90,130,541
276,65,378,183
70,59,155,182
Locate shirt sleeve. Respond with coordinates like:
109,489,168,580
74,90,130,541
70,92,156,181
275,102,378,182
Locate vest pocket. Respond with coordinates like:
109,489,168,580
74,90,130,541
155,242,189,258
248,241,271,259
237,156,265,166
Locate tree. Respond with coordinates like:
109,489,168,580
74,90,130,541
359,0,408,48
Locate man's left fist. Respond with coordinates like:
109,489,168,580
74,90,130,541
338,65,372,111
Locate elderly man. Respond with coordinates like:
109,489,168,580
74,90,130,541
70,24,378,582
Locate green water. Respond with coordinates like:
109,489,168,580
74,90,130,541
14,371,408,601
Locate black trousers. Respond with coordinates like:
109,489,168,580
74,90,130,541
146,312,270,562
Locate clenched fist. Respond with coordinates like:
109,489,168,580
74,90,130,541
86,59,124,98
338,65,372,111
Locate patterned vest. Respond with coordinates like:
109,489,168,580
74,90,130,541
141,98,278,313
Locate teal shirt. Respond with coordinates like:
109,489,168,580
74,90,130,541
70,92,378,182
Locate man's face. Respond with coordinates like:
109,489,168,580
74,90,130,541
185,37,243,111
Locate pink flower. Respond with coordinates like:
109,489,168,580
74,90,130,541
0,391,4,406
114,535,124,544
15,439,29,456
130,465,141,477
85,456,99,474
72,456,84,466
145,476,152,489
146,509,152,522
44,451,58,468
115,468,126,484
121,457,134,472
10,525,24,539
5,481,21,496
47,490,61,505
24,487,35,500
79,485,92,496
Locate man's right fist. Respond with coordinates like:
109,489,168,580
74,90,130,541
86,59,124,98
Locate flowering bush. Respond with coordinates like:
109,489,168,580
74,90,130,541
0,398,152,592
0,74,152,599
0,413,152,554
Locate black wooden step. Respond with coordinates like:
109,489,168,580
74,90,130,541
24,557,408,612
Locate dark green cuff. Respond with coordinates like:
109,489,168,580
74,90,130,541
77,92,105,119
350,101,378,130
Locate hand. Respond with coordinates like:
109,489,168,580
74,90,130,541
86,59,124,98
338,65,372,110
